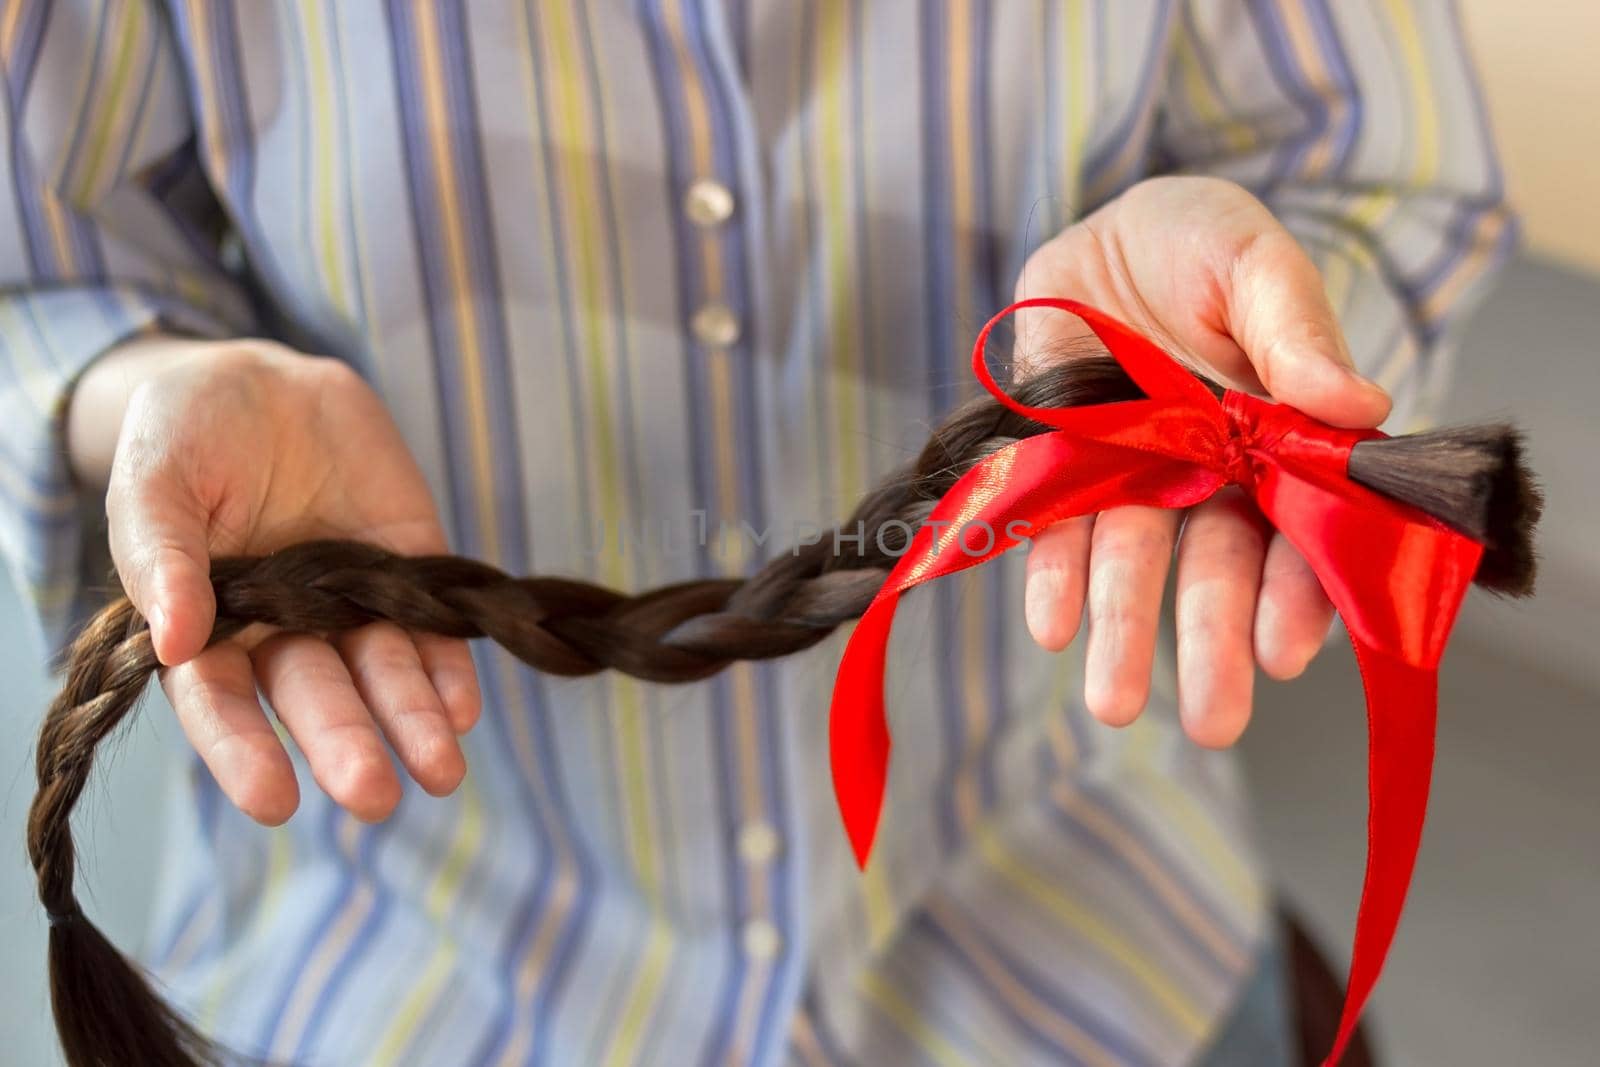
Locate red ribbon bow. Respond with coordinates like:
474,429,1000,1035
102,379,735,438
829,298,1483,1066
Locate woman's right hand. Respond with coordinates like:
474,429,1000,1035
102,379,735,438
67,335,480,825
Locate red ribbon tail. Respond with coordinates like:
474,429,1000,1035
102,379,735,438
1323,647,1439,1066
830,591,900,868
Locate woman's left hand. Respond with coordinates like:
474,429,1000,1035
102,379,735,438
1013,175,1393,748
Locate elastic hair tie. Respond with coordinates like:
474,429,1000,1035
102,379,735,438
46,904,82,928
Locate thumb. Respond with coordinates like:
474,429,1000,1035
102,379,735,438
1223,228,1392,429
106,468,217,666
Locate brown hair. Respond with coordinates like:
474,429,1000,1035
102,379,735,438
27,356,1540,1066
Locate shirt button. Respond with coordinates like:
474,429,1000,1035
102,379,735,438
691,302,740,347
737,821,780,865
684,178,735,227
741,918,783,961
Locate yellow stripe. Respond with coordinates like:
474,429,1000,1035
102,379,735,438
493,654,581,1066
413,0,500,562
371,779,486,1059
202,826,295,1027
528,20,679,1048
859,967,982,1067
266,818,370,1050
1062,0,1091,212
299,0,351,314
1171,23,1255,155
542,0,625,585
37,0,102,277
1274,0,1345,178
597,920,672,1066
641,2,774,1057
69,0,143,206
0,302,62,416
1384,0,1439,184
945,2,994,854
1052,779,1248,970
818,1,861,499
1114,716,1260,910
925,896,1122,1067
370,948,454,1064
1420,210,1507,324
975,822,1209,1037
489,6,590,1059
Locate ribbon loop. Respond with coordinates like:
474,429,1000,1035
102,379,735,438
828,299,1486,1066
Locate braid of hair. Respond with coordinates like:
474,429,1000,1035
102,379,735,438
26,356,1539,1067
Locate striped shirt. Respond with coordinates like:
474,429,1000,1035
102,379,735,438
0,2,1511,1065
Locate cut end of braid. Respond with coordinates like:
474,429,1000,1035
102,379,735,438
1348,424,1543,596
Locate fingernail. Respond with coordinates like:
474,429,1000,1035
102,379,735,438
148,603,167,646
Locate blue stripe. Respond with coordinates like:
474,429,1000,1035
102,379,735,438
793,0,836,515
1408,2,1515,301
292,820,391,1062
509,664,599,1067
687,5,798,1053
167,0,291,326
801,986,851,1067
53,2,113,216
630,5,759,1064
1240,0,1336,190
1081,0,1174,199
1298,0,1363,175
434,1,529,567
324,5,372,338
916,908,1161,1067
107,18,162,197
381,0,480,556
572,0,647,556
1043,804,1240,982
1077,779,1253,950
968,0,1013,824
256,803,358,1051
465,6,601,1063
2,0,47,97
917,0,968,862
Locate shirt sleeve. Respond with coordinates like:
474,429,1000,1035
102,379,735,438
1156,0,1516,432
0,0,255,656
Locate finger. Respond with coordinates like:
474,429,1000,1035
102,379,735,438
357,519,481,736
1084,506,1180,726
1220,227,1391,428
336,624,465,796
1025,516,1094,651
414,633,482,734
1175,491,1269,748
251,634,402,822
162,642,299,825
1255,533,1336,680
107,462,215,667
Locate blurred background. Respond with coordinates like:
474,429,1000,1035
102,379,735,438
2,4,1596,1065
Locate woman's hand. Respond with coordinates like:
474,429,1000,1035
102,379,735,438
67,336,480,825
1014,176,1392,748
